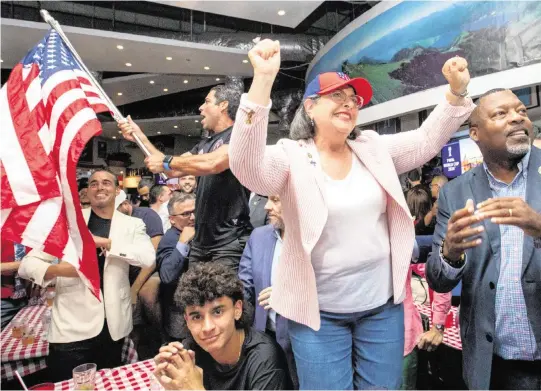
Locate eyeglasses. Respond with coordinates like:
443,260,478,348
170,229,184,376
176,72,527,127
326,90,364,109
171,210,195,218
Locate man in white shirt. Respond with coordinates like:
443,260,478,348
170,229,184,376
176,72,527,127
19,169,155,381
149,184,173,232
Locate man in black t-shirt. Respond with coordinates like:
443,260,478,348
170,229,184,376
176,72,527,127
153,262,292,390
119,85,252,272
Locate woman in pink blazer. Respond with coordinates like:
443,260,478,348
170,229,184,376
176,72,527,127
229,39,474,390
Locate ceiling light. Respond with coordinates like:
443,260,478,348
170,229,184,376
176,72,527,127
112,136,117,139
149,80,155,84
163,88,168,92
183,80,189,84
195,120,199,123
125,62,132,67
166,56,172,61
174,125,178,129
216,78,220,81
117,45,124,50
120,171,123,173
277,10,286,16
243,59,248,63
204,66,210,70
117,92,123,96
157,131,161,134
0,59,3,63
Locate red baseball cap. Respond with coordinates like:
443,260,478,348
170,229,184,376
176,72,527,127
304,72,373,107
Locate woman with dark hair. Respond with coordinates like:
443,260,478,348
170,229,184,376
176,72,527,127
154,262,293,390
228,39,474,390
406,185,437,235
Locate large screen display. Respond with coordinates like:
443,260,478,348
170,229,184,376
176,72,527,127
441,137,483,178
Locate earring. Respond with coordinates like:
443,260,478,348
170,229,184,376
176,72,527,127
310,118,315,128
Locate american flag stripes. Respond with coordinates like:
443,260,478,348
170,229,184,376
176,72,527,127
0,29,110,298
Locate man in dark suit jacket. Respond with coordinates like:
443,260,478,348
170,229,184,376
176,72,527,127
427,89,541,390
238,195,298,388
156,192,196,340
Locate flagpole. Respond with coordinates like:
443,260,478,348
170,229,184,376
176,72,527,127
39,9,168,181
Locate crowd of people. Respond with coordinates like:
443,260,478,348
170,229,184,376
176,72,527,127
2,39,541,390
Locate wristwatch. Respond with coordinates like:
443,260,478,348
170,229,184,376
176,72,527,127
162,155,173,171
435,324,445,333
440,239,465,268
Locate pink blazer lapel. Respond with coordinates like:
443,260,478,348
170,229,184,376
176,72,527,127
301,139,326,202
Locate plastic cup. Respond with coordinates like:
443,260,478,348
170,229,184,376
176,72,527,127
72,363,97,391
11,318,25,339
22,327,36,346
45,291,56,307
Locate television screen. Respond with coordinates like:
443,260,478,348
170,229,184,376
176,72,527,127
441,137,483,178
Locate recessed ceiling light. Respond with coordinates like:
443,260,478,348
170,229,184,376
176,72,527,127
188,134,192,136
125,62,132,67
243,59,248,63
277,10,286,16
157,131,161,134
149,80,155,84
112,136,117,139
166,56,172,61
117,92,123,96
204,66,210,70
174,125,178,129
216,78,220,81
117,45,124,50
120,171,123,173
183,80,189,84
195,120,199,123
0,59,3,63
163,88,168,92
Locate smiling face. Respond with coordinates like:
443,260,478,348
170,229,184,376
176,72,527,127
87,171,118,209
184,297,243,355
305,86,360,139
470,90,534,161
179,175,197,193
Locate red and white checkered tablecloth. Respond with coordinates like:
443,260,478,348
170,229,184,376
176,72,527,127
1,305,138,381
54,359,162,391
1,304,48,362
415,303,462,350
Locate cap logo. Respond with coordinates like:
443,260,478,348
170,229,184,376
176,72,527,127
336,72,350,81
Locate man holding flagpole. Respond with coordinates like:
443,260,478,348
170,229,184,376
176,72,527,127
1,24,154,381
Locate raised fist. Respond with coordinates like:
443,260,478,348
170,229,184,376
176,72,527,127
248,39,280,78
442,56,470,95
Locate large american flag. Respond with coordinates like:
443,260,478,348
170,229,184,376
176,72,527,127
0,29,110,298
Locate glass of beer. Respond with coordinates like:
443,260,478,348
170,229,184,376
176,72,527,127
72,363,97,391
11,318,25,339
45,290,55,307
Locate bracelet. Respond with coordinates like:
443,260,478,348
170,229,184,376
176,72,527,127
440,239,465,268
449,87,468,98
163,161,171,171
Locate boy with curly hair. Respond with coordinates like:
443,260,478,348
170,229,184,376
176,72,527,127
154,262,293,390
